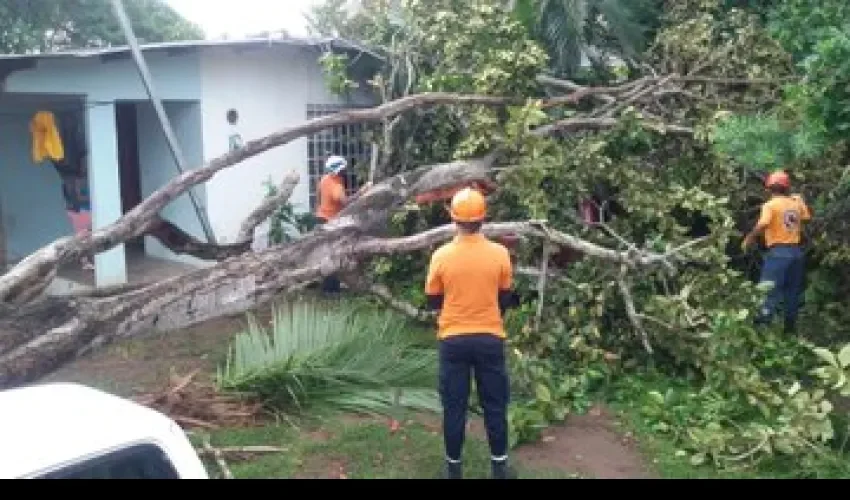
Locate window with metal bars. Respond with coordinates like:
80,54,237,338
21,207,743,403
306,104,372,211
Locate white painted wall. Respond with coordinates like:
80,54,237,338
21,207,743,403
198,45,375,246
137,100,209,266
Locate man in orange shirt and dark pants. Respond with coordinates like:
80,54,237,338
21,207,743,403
742,170,812,333
425,188,519,480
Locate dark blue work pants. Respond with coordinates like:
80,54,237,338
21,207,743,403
756,245,805,329
439,334,510,462
316,217,341,294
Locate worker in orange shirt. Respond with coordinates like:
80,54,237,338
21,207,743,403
742,170,812,333
315,155,370,293
425,188,519,480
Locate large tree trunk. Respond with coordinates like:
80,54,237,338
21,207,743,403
0,153,512,388
0,217,691,389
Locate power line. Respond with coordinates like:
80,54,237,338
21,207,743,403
111,0,217,244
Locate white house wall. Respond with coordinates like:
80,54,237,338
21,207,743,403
4,51,201,101
199,45,375,246
1,49,204,285
137,100,209,266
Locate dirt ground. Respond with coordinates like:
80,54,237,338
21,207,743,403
44,309,267,394
43,310,655,479
514,406,656,479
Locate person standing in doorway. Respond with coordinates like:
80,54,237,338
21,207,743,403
742,170,812,333
58,160,94,271
31,110,93,270
424,187,519,480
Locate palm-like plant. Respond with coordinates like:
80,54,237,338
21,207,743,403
217,298,441,417
513,0,660,76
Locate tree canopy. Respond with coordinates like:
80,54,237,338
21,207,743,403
0,0,204,54
3,0,850,479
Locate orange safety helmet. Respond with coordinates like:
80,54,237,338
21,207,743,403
449,187,487,222
764,170,790,189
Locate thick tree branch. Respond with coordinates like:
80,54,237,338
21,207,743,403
0,93,513,304
143,216,253,262
355,221,698,270
0,211,708,389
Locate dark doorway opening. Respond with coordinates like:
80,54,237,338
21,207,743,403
115,102,144,254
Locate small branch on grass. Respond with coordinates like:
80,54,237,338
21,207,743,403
196,446,289,456
201,436,234,479
175,415,219,430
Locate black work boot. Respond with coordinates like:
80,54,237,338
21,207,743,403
442,460,462,479
491,458,516,479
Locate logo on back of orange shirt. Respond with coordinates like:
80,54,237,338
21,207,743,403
782,209,800,231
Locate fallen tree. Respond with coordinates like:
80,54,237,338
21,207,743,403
0,66,782,388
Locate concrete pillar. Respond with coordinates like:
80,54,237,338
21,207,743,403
87,101,127,287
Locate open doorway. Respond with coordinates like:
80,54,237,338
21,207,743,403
115,102,144,254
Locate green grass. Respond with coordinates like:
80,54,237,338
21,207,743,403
608,404,762,479
193,412,580,479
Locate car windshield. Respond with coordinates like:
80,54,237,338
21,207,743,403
35,443,181,479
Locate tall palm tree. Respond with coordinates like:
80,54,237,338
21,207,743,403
513,0,661,77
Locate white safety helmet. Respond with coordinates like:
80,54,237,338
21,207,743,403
325,155,347,174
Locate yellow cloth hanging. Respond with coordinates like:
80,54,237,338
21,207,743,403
30,111,65,163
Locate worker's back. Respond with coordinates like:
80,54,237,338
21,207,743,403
760,195,811,247
427,233,512,340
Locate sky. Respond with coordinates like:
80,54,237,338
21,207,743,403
166,0,322,38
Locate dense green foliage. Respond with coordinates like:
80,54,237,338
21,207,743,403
296,0,850,476
0,0,203,54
